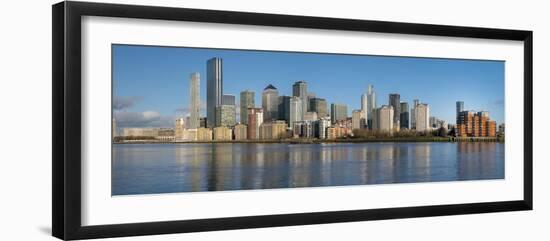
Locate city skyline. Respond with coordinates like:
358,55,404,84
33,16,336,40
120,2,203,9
113,44,505,128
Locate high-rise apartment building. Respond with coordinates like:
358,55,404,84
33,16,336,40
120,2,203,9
189,72,200,129
456,110,497,137
247,108,263,140
206,58,223,127
239,90,255,125
262,84,279,121
414,103,430,132
330,103,348,124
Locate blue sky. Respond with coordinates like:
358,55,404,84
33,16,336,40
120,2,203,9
112,44,504,128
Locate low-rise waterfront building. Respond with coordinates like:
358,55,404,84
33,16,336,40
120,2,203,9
196,127,213,141
213,126,233,141
259,120,287,140
234,123,247,140
326,126,348,139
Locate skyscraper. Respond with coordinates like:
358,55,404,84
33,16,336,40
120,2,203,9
292,81,308,119
366,85,376,128
240,90,255,124
262,84,279,121
309,97,328,118
400,102,409,129
389,93,401,128
189,72,200,129
414,103,430,132
278,95,291,123
206,58,223,128
361,93,368,121
456,101,464,124
330,103,348,124
289,96,303,127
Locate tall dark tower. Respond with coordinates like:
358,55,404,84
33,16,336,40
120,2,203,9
206,58,223,127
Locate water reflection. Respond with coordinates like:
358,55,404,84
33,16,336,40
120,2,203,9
112,142,505,195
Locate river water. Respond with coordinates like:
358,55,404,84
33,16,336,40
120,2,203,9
112,142,504,195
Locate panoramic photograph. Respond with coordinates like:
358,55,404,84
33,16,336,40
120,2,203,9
111,44,505,196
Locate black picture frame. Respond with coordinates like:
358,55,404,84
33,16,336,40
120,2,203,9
52,1,533,240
